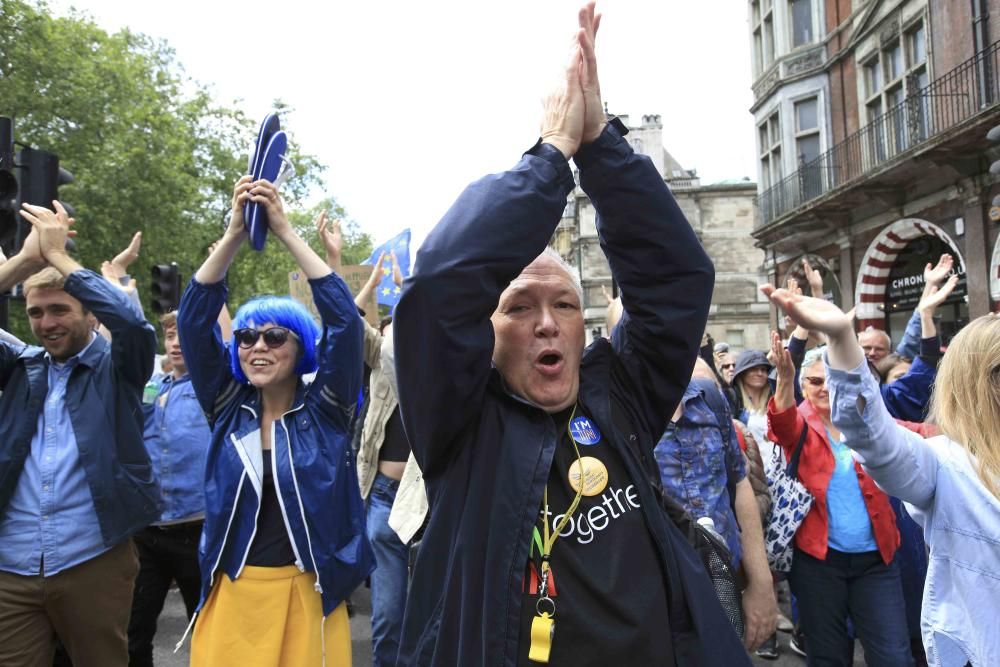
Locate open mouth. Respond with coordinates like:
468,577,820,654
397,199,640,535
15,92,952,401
535,350,564,375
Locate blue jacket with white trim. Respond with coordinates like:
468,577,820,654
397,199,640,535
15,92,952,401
177,271,373,616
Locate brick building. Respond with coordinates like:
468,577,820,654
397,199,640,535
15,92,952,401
748,0,1000,342
551,114,770,351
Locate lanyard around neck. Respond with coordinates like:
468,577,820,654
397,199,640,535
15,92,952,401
540,405,584,574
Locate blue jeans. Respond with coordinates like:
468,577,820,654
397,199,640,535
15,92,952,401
790,547,913,667
367,473,410,667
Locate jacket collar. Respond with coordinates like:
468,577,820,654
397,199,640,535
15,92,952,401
237,379,309,419
798,396,831,439
42,331,104,370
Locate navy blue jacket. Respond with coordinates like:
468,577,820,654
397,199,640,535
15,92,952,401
395,126,750,666
177,272,374,617
0,270,160,547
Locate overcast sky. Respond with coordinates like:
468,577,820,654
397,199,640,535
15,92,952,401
51,0,757,248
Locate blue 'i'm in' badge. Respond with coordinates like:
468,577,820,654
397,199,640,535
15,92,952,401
569,416,602,445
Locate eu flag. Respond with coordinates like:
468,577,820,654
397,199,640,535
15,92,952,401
361,229,411,307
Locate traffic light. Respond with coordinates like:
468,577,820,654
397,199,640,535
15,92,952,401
0,118,17,257
150,263,181,314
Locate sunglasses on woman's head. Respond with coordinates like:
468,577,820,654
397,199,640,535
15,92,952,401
233,327,299,349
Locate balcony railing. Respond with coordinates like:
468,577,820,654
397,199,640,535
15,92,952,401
756,40,1000,227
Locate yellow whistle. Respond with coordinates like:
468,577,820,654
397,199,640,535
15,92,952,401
528,613,555,663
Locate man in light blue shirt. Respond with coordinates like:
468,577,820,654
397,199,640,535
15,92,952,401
128,310,212,667
0,204,159,666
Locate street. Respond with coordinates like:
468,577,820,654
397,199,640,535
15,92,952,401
151,582,861,666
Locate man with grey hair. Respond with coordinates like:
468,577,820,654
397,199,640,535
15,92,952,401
394,3,749,664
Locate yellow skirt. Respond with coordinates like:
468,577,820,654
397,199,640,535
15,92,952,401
190,565,351,667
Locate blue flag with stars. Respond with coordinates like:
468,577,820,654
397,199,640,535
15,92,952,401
361,229,411,307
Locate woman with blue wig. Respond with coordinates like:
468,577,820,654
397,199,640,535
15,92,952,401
177,175,373,665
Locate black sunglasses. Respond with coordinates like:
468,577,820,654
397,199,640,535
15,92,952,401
233,327,299,349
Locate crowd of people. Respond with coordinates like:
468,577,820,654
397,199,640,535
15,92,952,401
0,3,998,666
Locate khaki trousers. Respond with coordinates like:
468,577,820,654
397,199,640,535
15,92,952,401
0,539,138,667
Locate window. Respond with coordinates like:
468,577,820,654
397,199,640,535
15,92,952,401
751,0,775,75
795,97,822,197
759,111,783,191
865,58,882,97
861,21,930,160
790,0,813,47
907,25,926,66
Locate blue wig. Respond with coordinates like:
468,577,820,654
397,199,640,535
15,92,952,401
229,295,322,385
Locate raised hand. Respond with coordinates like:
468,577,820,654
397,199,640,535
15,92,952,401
761,284,853,339
770,331,794,384
248,179,292,240
802,258,824,298
112,231,142,275
390,250,403,287
540,42,586,159
316,211,342,268
18,201,75,260
600,283,613,305
917,274,959,314
18,224,44,265
578,1,606,143
366,251,387,288
923,253,954,288
227,175,253,239
100,260,123,283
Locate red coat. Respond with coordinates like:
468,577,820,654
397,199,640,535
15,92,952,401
767,397,899,565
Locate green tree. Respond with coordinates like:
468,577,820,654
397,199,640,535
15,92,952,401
0,0,368,341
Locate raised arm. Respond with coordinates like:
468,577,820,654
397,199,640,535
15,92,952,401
395,50,583,477
765,329,808,455
761,284,939,508
880,274,956,421
0,224,46,292
573,15,712,440
21,201,155,388
195,175,251,285
303,271,364,426
180,180,254,418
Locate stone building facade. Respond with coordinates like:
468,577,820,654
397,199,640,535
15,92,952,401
748,0,1000,343
550,114,770,352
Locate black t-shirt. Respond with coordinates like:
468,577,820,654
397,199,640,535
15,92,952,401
246,455,296,567
378,406,411,463
517,405,673,666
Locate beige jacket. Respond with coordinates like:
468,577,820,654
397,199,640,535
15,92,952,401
356,322,428,544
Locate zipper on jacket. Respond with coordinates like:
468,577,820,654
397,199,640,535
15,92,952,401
280,412,324,593
209,460,252,587
232,436,264,580
270,418,306,572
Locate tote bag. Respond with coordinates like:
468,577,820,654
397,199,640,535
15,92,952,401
763,424,813,573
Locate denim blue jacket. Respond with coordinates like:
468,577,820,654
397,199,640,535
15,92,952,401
142,373,209,523
828,356,1000,667
177,272,374,617
0,270,160,550
654,379,746,566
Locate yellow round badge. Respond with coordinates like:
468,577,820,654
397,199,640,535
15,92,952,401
568,456,609,497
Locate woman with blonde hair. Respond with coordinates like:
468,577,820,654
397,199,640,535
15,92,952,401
762,284,1000,667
